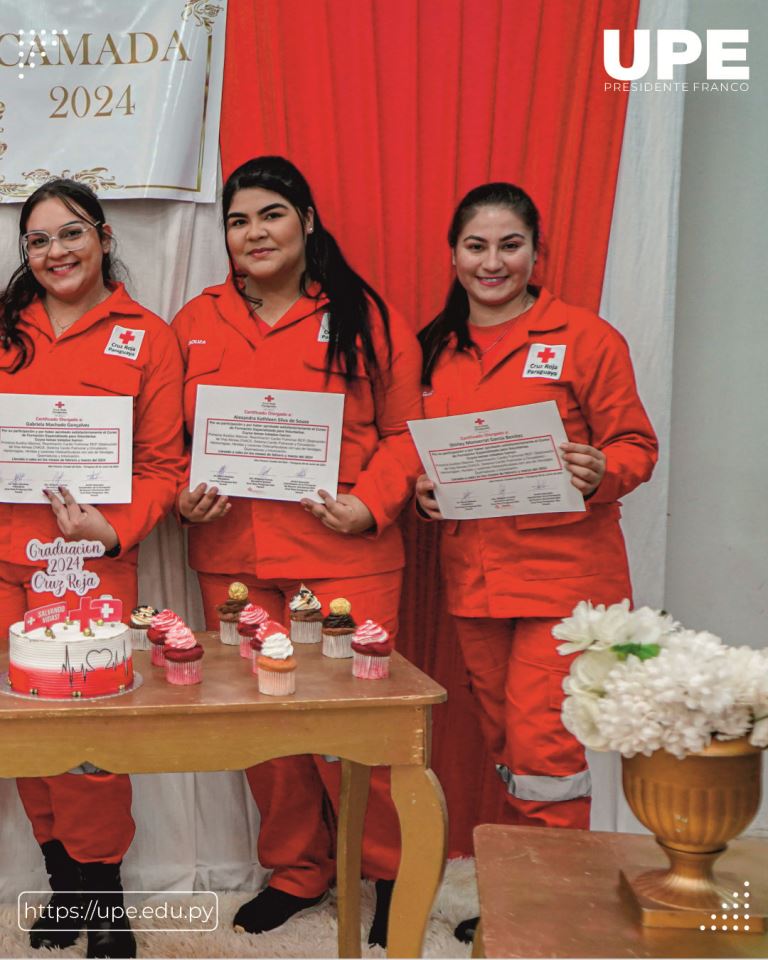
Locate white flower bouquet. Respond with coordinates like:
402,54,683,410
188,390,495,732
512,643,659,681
555,599,768,759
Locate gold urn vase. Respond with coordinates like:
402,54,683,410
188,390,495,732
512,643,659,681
620,736,764,929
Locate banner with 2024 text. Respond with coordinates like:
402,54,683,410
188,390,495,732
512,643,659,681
0,0,226,202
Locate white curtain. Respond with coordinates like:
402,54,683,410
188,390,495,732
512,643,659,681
590,0,687,833
0,0,685,899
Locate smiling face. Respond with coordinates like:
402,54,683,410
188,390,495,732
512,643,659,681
453,205,537,320
225,187,313,297
23,197,111,309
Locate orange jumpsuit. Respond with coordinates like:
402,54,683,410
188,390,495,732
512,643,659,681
0,283,185,862
173,279,423,895
423,288,658,827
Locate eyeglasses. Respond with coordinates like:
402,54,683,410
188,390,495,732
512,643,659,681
21,220,102,259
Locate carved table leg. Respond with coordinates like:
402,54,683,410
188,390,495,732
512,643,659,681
389,766,448,958
337,760,371,958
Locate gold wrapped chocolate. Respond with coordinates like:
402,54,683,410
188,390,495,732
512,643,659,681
329,597,351,616
228,581,248,601
44,627,55,638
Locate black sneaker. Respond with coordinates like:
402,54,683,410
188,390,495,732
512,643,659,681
232,886,328,935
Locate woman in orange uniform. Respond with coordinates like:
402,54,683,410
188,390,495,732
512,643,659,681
173,156,423,946
416,182,658,941
0,179,185,958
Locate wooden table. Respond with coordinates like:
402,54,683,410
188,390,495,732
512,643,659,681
0,636,447,958
472,825,767,958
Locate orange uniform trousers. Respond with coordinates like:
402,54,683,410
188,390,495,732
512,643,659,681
1,559,137,863
198,570,402,898
453,616,590,829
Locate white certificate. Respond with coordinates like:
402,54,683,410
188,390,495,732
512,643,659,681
0,394,133,504
408,400,585,519
190,385,345,501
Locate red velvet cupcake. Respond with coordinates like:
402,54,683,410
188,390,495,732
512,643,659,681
238,603,269,660
351,620,393,679
164,623,204,685
148,609,182,667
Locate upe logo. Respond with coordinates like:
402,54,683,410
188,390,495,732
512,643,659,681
604,29,749,81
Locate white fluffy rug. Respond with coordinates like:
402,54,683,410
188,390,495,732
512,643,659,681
0,859,476,958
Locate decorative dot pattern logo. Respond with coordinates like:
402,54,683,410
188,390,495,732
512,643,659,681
699,881,752,933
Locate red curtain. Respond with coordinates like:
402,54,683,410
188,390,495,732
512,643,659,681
220,0,639,855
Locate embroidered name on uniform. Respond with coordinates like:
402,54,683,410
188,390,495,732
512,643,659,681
317,312,331,342
187,338,207,346
104,325,145,360
522,343,566,379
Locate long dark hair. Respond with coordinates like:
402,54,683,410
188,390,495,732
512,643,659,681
222,156,391,384
419,182,542,386
0,178,119,372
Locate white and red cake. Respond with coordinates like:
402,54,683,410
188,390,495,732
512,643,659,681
8,599,133,699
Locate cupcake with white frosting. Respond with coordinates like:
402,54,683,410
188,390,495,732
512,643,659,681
257,623,297,696
289,584,323,644
129,604,157,650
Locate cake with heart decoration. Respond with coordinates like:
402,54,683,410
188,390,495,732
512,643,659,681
8,596,133,699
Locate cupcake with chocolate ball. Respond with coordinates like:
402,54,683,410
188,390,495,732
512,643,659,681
218,581,249,645
148,608,182,667
164,622,204,685
238,603,269,659
351,619,393,679
257,622,297,695
288,584,323,644
321,598,356,659
129,604,157,650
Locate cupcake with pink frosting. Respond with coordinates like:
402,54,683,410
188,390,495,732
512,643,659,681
257,623,297,696
238,603,269,659
147,609,182,667
351,620,393,679
164,622,204,685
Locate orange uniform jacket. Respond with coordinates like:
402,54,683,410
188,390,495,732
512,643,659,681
0,283,186,567
172,279,423,578
423,288,658,618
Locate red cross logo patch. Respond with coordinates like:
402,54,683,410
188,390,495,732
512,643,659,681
104,325,145,360
522,343,566,380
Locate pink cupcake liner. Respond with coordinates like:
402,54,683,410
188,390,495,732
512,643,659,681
322,632,354,659
352,653,391,679
151,644,166,667
251,656,259,676
290,619,322,644
239,636,254,659
130,628,151,651
165,659,203,685
219,620,240,645
258,669,296,696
